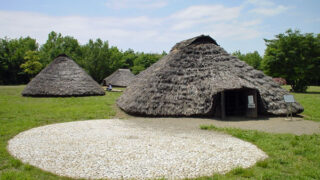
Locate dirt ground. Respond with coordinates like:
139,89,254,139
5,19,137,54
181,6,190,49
116,107,320,135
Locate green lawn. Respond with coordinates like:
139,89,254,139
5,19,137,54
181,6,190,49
0,85,319,179
199,126,320,179
0,86,121,179
283,86,320,121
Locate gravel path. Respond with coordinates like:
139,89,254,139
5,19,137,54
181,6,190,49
121,117,320,135
115,108,320,135
206,117,320,135
8,119,267,179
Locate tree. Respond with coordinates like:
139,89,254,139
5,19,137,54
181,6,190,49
232,50,262,70
39,31,81,66
79,39,124,83
262,29,320,92
131,52,163,74
0,31,166,84
20,50,42,79
121,49,137,68
0,37,38,84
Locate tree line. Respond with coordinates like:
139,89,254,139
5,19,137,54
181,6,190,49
232,29,320,92
0,31,166,85
1,29,319,92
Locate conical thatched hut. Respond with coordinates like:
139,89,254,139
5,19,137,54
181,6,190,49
102,69,136,87
22,54,105,97
117,35,303,118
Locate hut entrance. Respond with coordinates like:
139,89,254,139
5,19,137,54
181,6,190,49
217,88,258,119
225,89,247,116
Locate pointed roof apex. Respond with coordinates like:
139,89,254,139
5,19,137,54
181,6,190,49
171,35,218,52
22,55,105,97
117,35,303,117
56,54,69,58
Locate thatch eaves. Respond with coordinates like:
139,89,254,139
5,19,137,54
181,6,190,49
22,54,105,97
117,35,303,117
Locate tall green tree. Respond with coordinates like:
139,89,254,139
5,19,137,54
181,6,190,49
232,50,262,70
39,31,81,66
262,29,320,92
79,39,124,83
121,49,137,68
20,50,42,79
0,32,166,84
0,37,38,84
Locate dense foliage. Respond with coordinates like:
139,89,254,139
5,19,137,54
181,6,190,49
232,50,262,70
0,31,165,84
0,37,38,84
262,29,320,92
1,29,319,90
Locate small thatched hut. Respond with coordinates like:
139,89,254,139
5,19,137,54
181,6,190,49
117,35,303,118
22,54,105,97
102,69,136,87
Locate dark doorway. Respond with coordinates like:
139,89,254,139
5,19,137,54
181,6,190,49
225,89,247,116
216,88,258,119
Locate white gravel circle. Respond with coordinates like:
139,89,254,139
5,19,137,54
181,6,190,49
8,119,267,179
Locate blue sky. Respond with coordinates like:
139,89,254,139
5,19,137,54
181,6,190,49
1,0,319,55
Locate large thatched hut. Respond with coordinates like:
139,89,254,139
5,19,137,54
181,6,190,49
117,35,303,118
102,69,136,87
22,54,105,97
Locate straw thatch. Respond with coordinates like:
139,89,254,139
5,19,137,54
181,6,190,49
22,54,105,97
117,35,303,116
102,69,136,87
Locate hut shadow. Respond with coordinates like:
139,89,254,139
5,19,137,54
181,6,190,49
211,116,269,122
189,115,268,122
198,113,305,122
294,91,320,95
114,104,305,122
21,94,105,98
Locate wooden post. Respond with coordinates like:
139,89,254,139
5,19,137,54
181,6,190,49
221,91,226,119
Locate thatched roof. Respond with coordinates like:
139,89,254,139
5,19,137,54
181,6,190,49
22,54,105,97
102,69,136,87
117,35,303,116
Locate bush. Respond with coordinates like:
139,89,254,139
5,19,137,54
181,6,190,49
272,78,287,85
291,80,308,92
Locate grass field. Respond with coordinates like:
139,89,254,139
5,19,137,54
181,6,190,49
199,126,320,179
0,85,319,179
283,86,320,121
0,86,121,179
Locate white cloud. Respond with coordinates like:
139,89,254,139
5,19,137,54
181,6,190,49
250,5,288,16
209,22,261,40
0,3,263,53
245,0,274,7
170,5,241,30
245,0,290,16
0,11,162,44
105,0,167,9
241,19,262,27
167,4,260,40
171,5,241,20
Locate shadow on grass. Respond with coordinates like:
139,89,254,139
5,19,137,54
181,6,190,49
295,91,320,94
